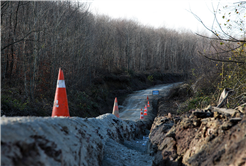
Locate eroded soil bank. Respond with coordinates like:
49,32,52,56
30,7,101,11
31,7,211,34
1,113,154,166
148,84,246,166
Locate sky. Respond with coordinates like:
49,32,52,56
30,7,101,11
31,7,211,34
89,0,240,33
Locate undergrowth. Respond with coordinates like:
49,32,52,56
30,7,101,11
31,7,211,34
178,44,246,113
2,70,184,117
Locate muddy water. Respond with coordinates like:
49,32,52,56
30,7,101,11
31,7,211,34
119,82,182,121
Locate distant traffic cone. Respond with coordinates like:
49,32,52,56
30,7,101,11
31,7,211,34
144,105,147,115
147,100,150,107
145,105,148,112
52,68,70,117
140,108,144,119
147,96,149,100
112,97,119,118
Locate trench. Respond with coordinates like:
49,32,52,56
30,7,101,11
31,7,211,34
1,82,183,166
101,82,183,166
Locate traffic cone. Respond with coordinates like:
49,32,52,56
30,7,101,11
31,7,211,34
140,108,144,119
147,100,150,107
144,105,148,115
145,105,148,112
112,97,119,118
52,68,70,117
147,96,149,100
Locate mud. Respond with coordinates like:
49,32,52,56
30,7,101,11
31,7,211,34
120,82,183,121
149,85,246,166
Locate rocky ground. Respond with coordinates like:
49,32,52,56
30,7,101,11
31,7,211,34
148,85,246,166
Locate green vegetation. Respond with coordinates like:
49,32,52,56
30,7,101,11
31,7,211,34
147,75,154,82
178,95,210,114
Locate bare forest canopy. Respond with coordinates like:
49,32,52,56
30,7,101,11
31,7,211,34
1,1,204,96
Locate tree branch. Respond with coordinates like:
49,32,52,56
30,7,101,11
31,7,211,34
198,51,245,64
1,30,41,51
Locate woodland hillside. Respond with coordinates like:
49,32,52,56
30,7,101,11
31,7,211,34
1,1,198,91
1,1,245,117
1,2,246,166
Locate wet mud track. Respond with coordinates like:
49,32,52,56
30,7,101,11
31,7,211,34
102,83,182,166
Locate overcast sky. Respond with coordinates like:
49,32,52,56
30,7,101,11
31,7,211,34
89,0,240,33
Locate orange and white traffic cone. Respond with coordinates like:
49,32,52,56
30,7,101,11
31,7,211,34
112,97,119,118
52,68,70,117
140,108,144,119
147,100,150,107
144,105,148,115
147,96,149,100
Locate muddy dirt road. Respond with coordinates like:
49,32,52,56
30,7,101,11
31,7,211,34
119,82,182,121
102,82,182,166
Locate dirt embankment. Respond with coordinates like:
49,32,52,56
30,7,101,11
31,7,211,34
1,80,167,166
148,85,246,166
1,112,156,166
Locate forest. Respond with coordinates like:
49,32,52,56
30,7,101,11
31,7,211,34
1,1,245,117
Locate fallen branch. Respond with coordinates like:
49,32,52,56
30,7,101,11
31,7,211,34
217,88,234,108
212,107,237,115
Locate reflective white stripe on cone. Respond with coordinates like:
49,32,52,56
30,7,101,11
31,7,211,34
140,108,144,119
144,105,147,115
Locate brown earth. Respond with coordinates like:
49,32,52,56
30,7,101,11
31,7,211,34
148,85,246,166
